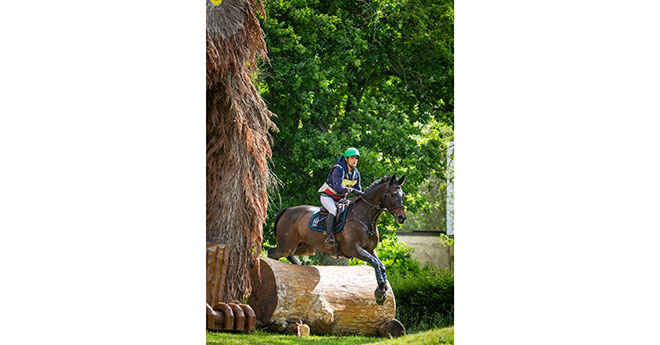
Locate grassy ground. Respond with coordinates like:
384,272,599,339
375,328,453,345
206,327,453,345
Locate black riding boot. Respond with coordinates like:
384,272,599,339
324,214,336,247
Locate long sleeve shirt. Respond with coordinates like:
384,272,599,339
321,155,362,200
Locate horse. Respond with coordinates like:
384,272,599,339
267,174,407,305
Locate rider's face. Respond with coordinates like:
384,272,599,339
346,156,358,169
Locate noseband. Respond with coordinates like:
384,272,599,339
385,196,405,214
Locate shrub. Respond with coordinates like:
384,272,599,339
349,232,421,276
376,235,422,275
389,266,454,331
348,232,454,331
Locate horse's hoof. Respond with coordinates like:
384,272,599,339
376,295,386,305
374,289,386,305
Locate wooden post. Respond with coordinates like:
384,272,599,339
206,243,230,307
206,243,256,332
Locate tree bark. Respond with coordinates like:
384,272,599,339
206,0,277,301
248,257,400,336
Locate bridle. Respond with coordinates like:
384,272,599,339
352,185,405,234
384,193,405,214
358,194,384,213
360,185,404,214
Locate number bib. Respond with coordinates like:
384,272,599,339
342,178,357,187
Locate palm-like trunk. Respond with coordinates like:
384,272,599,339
206,0,277,301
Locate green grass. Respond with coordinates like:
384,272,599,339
206,327,453,345
375,328,453,345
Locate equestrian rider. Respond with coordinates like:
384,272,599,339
318,147,364,247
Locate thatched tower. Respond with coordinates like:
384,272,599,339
206,0,277,301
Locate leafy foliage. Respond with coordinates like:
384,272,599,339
352,233,455,330
258,0,454,245
348,231,454,330
348,232,418,271
389,267,454,331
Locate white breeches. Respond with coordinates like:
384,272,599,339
320,195,337,216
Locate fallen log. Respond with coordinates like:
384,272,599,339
248,257,404,336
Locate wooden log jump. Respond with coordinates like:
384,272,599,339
249,257,404,337
206,243,256,332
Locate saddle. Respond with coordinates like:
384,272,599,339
319,199,349,216
310,199,351,233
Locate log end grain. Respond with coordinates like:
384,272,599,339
378,319,405,338
248,258,278,322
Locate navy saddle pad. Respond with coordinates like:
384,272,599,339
309,206,349,233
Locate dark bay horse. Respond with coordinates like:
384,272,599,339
267,174,407,304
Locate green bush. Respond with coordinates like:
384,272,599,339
389,266,454,331
348,232,454,331
375,235,421,275
349,232,421,276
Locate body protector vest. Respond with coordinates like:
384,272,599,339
318,163,360,200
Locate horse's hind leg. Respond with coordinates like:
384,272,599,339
267,246,281,259
286,256,301,265
285,243,315,265
268,207,311,265
267,234,300,262
267,245,293,260
268,249,301,265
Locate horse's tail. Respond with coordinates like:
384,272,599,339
272,207,289,237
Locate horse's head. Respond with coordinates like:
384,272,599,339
385,174,407,224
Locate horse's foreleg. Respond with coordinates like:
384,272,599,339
369,249,387,291
356,246,387,305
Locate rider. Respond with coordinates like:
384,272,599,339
318,147,364,247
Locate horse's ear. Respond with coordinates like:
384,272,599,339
398,175,406,185
390,174,397,183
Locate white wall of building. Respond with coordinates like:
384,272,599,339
397,231,454,272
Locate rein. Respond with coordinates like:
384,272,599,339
360,191,404,214
358,194,385,213
349,190,401,236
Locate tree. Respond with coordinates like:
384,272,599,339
258,0,454,245
206,0,277,301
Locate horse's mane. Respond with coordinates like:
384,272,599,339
363,175,391,195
